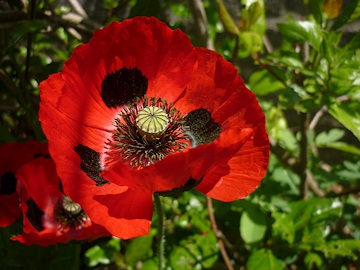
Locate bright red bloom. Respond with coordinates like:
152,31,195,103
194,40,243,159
0,141,48,227
39,17,269,237
12,157,110,246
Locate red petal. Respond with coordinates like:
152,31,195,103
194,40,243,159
41,17,197,130
40,85,153,238
0,141,49,227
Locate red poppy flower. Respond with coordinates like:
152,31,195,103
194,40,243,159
39,17,269,237
11,157,110,246
0,141,48,227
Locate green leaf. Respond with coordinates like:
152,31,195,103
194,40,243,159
336,31,360,64
277,20,323,51
272,212,295,244
304,252,323,269
308,0,324,24
320,141,360,156
246,249,283,270
238,32,263,58
320,239,360,259
248,70,285,96
85,245,111,267
169,233,218,269
3,20,48,51
240,204,268,244
328,102,360,140
347,0,360,23
125,234,154,266
315,128,345,145
330,0,360,30
218,0,239,35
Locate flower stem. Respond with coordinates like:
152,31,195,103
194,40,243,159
154,193,165,270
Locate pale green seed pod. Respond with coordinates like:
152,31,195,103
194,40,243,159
136,106,169,141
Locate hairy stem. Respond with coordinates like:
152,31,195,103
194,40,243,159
154,193,165,270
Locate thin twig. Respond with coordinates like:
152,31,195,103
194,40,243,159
67,0,88,18
298,112,310,199
206,196,234,270
189,0,214,50
306,169,326,197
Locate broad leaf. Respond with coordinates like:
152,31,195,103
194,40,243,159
277,20,322,51
240,204,267,244
328,102,360,140
246,249,283,270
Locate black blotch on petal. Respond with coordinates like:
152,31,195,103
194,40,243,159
74,144,109,186
101,67,148,108
184,108,221,146
157,177,202,198
0,171,17,195
25,198,45,232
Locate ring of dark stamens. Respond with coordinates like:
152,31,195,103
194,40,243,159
54,196,88,230
112,96,189,168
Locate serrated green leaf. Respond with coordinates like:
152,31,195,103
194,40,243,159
218,0,239,35
315,128,345,145
320,239,360,259
330,0,360,30
277,20,323,51
240,204,267,244
248,69,285,96
272,212,295,244
246,249,283,270
169,233,218,270
328,102,360,140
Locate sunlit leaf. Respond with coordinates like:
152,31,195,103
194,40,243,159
277,20,323,50
328,102,360,140
246,249,283,270
248,70,285,96
315,129,345,145
321,239,360,259
240,204,267,244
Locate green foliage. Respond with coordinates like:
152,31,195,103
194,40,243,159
1,0,360,269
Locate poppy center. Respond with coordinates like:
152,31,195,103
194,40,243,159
136,106,169,141
54,196,89,230
110,96,189,168
62,196,82,215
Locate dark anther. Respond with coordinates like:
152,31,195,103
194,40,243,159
0,171,17,195
25,198,45,232
157,177,202,198
101,67,148,108
74,144,109,186
184,108,221,146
